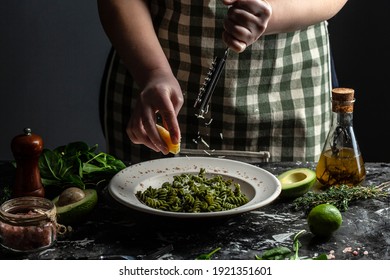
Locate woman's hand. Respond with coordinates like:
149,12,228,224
126,70,184,154
222,0,272,53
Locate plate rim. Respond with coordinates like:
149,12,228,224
108,156,281,219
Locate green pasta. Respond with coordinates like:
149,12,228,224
135,168,249,213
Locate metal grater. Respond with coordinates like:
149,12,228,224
194,48,229,118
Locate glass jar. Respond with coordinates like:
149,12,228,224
0,196,57,252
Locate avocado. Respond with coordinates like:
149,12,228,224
53,188,98,225
277,168,316,199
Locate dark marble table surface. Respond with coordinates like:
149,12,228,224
1,161,389,260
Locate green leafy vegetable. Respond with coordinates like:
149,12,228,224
195,247,221,260
255,246,292,260
255,230,328,260
290,230,305,260
38,141,126,191
293,183,389,213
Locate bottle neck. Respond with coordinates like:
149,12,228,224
331,98,355,127
332,111,353,127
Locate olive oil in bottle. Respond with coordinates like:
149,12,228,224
316,88,366,188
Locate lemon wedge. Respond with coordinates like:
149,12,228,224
156,124,180,154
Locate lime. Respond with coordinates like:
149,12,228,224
53,188,98,225
307,204,342,237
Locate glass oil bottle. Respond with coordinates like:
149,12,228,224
316,88,366,188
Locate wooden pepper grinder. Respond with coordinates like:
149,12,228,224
11,128,45,198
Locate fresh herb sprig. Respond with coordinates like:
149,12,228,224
293,183,390,213
38,141,126,191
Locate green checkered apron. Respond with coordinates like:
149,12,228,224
101,0,332,164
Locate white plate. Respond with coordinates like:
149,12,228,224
108,157,281,219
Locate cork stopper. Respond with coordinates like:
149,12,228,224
332,88,355,113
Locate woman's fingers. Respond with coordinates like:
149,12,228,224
222,0,272,52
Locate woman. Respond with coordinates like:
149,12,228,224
97,0,348,163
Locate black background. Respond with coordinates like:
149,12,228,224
328,1,390,162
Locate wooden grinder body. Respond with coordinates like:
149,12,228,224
11,128,45,198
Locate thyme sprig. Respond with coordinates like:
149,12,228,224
293,182,390,213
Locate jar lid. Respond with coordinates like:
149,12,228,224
0,196,56,226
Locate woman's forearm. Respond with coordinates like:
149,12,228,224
97,0,172,88
264,0,348,34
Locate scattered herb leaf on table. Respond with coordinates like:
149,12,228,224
255,230,328,260
195,247,221,260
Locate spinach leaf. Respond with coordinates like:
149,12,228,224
38,141,126,192
255,230,328,260
255,246,292,260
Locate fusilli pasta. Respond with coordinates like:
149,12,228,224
136,168,249,213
